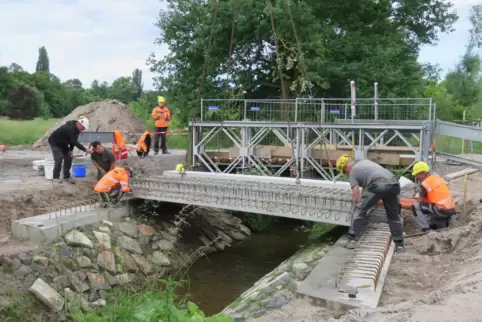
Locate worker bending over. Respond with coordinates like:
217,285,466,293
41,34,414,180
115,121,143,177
136,130,152,158
151,96,171,155
94,167,133,207
90,141,116,180
410,161,456,232
336,155,404,251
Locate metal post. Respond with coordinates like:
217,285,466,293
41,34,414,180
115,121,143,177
350,81,356,152
462,110,466,154
321,98,325,123
422,123,431,163
295,98,298,122
243,99,247,120
374,82,379,120
201,98,204,121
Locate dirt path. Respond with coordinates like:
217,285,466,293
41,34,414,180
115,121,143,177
250,168,482,322
0,148,185,248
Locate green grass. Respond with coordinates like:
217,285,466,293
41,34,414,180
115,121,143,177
70,279,233,322
0,117,58,145
436,135,482,154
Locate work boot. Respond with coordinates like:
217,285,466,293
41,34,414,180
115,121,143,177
395,241,405,253
345,239,356,249
52,178,63,184
162,150,170,155
154,151,159,156
64,177,76,184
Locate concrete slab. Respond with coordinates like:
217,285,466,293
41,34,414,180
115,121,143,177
297,230,395,311
12,204,129,243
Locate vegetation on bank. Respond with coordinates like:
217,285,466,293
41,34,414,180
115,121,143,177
70,279,233,322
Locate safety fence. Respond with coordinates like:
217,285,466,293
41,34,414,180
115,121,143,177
200,98,434,123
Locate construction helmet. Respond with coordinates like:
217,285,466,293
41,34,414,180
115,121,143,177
412,161,430,176
157,96,165,103
77,116,90,130
176,163,185,173
336,154,351,173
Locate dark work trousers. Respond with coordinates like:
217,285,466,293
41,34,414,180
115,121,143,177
153,127,168,153
50,144,73,179
348,178,404,244
412,202,453,230
99,183,123,205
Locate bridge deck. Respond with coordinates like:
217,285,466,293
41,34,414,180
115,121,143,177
131,171,354,226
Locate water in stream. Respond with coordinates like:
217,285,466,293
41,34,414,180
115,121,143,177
176,222,309,315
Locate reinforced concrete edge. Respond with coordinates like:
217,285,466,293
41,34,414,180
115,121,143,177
12,206,129,243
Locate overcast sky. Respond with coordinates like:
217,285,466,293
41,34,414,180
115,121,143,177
0,0,478,91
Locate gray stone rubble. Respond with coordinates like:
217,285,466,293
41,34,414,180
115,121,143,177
0,207,251,315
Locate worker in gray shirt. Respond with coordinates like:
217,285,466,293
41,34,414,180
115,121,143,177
90,141,116,180
336,154,404,252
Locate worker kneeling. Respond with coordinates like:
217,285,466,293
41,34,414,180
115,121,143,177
336,155,404,252
94,167,134,207
411,161,456,232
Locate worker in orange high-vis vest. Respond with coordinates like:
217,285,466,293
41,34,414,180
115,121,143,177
151,96,171,155
94,167,134,206
136,130,151,158
410,161,456,232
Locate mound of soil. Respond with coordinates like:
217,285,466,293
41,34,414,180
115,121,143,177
32,100,148,149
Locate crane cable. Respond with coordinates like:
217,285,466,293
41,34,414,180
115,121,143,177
183,0,221,171
285,0,336,181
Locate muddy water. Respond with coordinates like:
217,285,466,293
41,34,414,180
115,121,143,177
177,222,309,315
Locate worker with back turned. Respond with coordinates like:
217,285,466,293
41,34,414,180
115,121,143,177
151,96,171,155
336,154,404,252
410,161,456,232
47,116,92,184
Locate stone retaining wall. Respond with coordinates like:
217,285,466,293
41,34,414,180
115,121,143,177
0,207,252,315
222,243,329,320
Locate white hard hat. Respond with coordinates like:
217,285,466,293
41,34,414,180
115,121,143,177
78,116,90,130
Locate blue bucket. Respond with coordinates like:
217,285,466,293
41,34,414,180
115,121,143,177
72,165,87,177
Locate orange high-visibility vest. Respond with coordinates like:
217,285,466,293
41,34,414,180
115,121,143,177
112,130,128,160
94,167,132,193
136,130,151,152
151,106,171,128
421,174,456,210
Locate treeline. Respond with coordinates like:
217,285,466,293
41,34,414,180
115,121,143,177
150,1,482,124
0,46,158,120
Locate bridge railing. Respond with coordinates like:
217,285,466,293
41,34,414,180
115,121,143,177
200,97,434,123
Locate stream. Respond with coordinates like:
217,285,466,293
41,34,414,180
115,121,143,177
176,222,310,315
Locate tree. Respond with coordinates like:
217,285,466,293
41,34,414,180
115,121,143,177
36,46,50,73
132,68,143,100
149,0,458,125
6,84,44,120
110,77,140,103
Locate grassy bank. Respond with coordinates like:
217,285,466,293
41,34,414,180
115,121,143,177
70,279,233,322
0,117,58,145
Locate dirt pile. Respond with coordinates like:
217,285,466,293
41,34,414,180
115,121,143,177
32,100,148,149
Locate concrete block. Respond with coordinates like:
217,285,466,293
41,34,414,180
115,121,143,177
12,205,129,243
297,232,395,310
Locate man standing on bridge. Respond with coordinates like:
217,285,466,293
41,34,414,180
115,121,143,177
336,155,404,252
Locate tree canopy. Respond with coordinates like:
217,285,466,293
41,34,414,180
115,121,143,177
148,0,465,123
0,46,151,120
